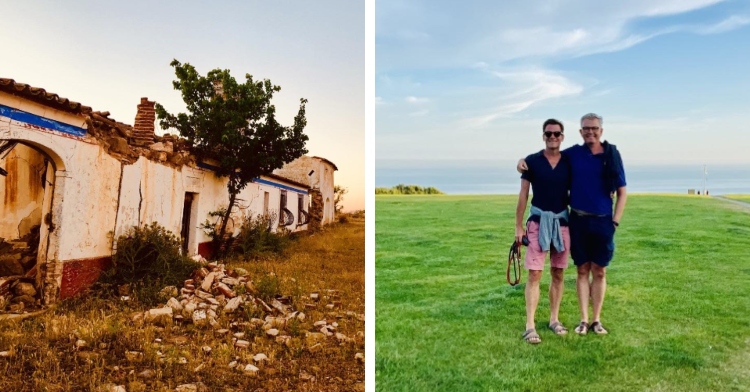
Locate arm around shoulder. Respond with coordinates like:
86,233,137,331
516,158,528,174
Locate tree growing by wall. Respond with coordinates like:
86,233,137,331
155,60,308,255
334,185,348,214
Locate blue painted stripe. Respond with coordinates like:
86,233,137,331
0,104,87,137
254,178,308,195
197,162,307,194
197,161,221,172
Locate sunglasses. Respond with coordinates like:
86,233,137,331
581,126,600,132
544,131,563,138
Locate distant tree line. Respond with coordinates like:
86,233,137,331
375,184,444,195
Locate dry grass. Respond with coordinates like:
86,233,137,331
0,214,365,392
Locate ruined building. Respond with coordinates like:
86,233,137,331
0,78,336,307
273,155,338,229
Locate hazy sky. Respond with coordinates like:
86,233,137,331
1,1,364,211
376,0,750,165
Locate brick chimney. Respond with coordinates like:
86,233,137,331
132,97,155,146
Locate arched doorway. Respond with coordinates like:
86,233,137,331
0,138,67,308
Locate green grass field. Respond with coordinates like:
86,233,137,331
376,195,750,391
723,194,750,203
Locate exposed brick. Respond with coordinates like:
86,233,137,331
309,190,323,230
132,97,155,146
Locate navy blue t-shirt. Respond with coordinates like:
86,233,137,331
565,144,626,216
520,150,571,224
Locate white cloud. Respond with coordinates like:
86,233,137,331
397,30,431,41
463,68,583,128
695,15,750,34
376,0,750,163
640,0,726,17
377,0,737,67
405,96,430,104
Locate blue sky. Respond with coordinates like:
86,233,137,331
1,1,364,210
376,0,750,165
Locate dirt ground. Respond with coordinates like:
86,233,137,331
0,213,365,392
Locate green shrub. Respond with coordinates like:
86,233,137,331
234,213,292,259
254,273,281,301
375,184,444,195
101,222,198,305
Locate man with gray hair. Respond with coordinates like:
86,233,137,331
517,113,627,335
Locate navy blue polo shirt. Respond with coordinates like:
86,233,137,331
520,150,570,224
565,144,626,216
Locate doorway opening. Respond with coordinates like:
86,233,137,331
180,192,198,255
263,191,270,217
0,140,59,311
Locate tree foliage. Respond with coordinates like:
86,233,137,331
375,184,444,195
334,185,348,214
155,60,309,255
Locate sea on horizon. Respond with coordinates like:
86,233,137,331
376,160,750,195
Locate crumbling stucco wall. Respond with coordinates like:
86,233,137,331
247,177,309,232
111,159,309,258
191,173,309,240
1,88,313,302
114,156,186,239
317,161,335,224
1,94,108,302
272,155,316,186
56,141,121,261
273,155,335,224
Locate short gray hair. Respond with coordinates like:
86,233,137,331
580,113,603,126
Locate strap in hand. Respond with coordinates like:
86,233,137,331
507,241,522,286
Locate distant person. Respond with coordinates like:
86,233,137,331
518,113,627,335
515,118,571,344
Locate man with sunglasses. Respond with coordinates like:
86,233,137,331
517,113,627,336
516,118,571,344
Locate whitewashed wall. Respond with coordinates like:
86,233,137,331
314,159,336,224
0,96,120,264
2,91,310,263
56,140,121,261
112,161,309,257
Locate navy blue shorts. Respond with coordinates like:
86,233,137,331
569,211,616,267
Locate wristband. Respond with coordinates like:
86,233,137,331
613,221,619,227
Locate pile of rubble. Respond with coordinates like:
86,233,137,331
0,227,43,314
0,276,39,313
87,105,198,169
125,261,364,376
96,125,197,169
0,225,40,278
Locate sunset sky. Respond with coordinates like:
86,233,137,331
1,1,364,211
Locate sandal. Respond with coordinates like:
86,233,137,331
548,321,568,336
522,328,541,344
590,321,608,335
574,321,589,335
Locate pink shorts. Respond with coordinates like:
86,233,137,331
524,221,570,271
